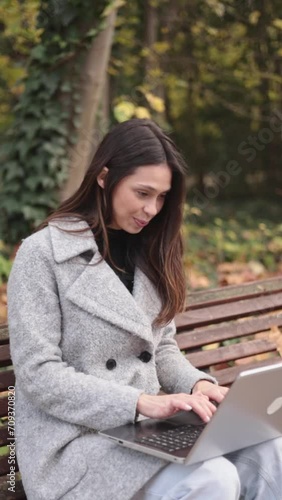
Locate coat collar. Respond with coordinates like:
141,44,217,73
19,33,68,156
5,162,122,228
48,218,162,342
49,218,98,263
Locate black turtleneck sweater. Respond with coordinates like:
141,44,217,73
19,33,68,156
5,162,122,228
94,228,136,294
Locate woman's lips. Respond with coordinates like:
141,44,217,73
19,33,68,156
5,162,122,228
133,218,149,227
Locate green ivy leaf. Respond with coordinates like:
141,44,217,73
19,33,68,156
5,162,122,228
85,28,98,38
18,141,30,161
25,121,40,140
41,177,56,188
72,117,81,128
102,0,125,18
25,177,40,191
30,45,47,61
1,198,21,214
61,81,72,92
3,164,24,182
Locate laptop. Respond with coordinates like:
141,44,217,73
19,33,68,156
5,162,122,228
99,363,282,465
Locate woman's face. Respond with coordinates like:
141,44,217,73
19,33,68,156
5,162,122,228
100,163,172,233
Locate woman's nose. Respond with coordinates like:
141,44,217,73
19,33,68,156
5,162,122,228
143,199,159,217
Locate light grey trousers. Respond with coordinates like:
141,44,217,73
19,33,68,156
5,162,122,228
135,437,282,499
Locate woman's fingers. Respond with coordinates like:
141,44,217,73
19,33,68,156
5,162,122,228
137,392,220,420
187,399,217,423
193,380,229,404
171,393,217,423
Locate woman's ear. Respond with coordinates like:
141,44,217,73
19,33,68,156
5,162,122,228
97,167,109,189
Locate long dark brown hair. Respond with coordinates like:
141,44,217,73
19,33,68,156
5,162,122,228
37,119,188,327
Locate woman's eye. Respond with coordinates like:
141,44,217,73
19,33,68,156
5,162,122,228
137,191,148,197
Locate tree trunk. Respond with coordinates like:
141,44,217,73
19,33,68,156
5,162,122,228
61,9,118,201
144,0,158,79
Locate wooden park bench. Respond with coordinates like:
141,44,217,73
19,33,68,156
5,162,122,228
0,275,281,498
176,275,282,386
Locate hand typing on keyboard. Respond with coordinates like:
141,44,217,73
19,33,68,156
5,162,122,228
137,391,217,423
136,381,227,423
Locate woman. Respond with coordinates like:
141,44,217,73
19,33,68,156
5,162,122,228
7,119,282,500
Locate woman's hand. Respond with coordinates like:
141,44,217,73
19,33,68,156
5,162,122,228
192,380,229,404
136,392,217,423
136,381,229,423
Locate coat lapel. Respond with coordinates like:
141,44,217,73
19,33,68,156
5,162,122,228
49,219,161,343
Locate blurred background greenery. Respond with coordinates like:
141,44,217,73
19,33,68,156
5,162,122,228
0,0,282,320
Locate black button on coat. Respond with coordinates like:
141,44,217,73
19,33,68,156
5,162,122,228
106,359,117,370
138,351,152,363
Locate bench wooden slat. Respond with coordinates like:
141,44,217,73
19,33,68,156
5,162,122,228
176,292,282,330
177,313,282,350
0,346,11,366
0,454,19,477
210,357,282,386
0,474,25,499
186,276,282,309
0,325,9,346
0,398,9,419
0,425,9,447
186,338,279,368
0,371,15,393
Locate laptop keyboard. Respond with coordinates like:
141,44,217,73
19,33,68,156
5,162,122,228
135,424,206,453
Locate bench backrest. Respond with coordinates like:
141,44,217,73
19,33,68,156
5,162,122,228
175,276,282,386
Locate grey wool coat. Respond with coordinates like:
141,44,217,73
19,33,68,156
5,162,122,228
7,218,216,500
